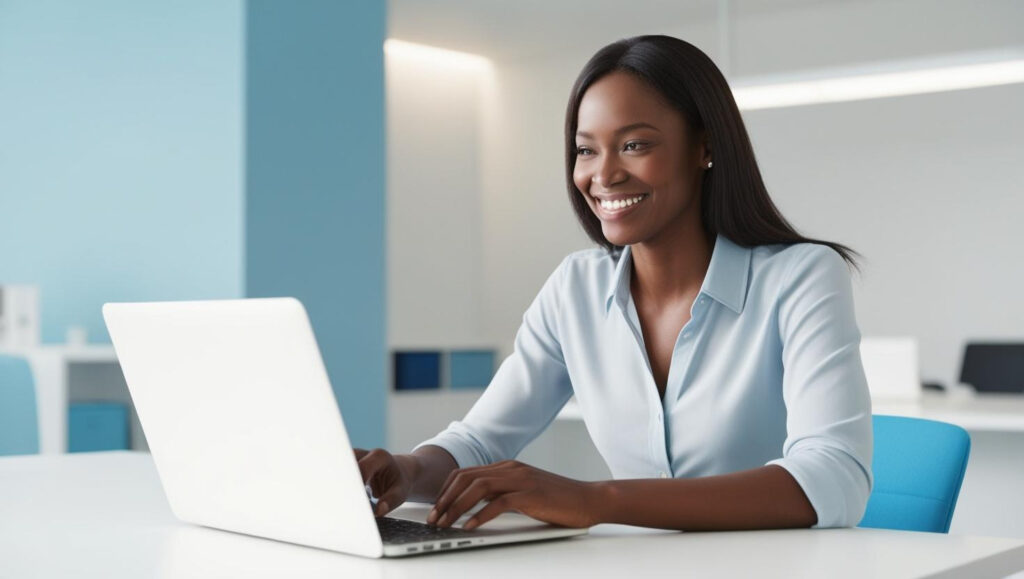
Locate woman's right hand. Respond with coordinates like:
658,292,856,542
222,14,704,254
354,448,416,517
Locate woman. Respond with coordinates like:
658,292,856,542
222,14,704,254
357,35,872,532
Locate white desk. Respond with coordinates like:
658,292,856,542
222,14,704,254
3,452,1024,578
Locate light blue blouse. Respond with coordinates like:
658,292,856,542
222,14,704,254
415,234,874,528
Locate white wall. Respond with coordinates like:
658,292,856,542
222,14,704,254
385,47,488,350
385,45,497,453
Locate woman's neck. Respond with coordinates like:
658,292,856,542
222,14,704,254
629,219,713,308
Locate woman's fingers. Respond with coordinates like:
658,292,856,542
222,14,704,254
433,460,522,513
375,484,407,517
357,448,394,497
430,473,526,527
463,493,523,530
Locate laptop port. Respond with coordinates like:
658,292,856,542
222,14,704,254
440,542,452,549
422,545,435,551
457,541,472,546
406,547,418,553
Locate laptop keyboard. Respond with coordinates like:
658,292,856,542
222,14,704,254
376,516,478,545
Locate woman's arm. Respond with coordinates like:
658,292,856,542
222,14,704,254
359,256,575,515
426,460,815,530
591,464,816,530
397,445,459,502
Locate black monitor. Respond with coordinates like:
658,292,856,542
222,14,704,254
959,343,1024,393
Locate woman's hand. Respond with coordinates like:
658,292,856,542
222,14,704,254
354,448,416,517
425,460,602,530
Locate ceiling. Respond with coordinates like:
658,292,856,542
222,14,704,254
388,0,843,62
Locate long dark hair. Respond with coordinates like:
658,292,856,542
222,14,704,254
565,35,859,269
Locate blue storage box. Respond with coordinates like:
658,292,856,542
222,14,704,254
68,402,129,452
450,350,495,389
393,351,441,391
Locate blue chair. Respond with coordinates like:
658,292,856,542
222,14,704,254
0,354,40,455
858,415,970,533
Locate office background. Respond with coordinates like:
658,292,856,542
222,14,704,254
1,0,1022,538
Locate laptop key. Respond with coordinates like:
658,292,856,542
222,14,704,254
377,516,479,545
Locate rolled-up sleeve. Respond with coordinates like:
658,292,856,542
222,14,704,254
412,256,574,468
765,245,874,528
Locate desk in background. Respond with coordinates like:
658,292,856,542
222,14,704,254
0,345,143,454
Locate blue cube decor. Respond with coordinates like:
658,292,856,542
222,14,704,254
68,402,129,452
450,350,495,390
394,351,441,391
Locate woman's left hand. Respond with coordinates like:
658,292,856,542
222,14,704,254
426,460,602,530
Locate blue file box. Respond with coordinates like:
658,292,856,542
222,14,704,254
394,351,441,390
68,402,129,452
450,350,495,389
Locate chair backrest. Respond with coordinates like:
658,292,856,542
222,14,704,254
960,342,1024,393
859,415,970,533
0,354,40,455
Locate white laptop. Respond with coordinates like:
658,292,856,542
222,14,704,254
102,297,587,558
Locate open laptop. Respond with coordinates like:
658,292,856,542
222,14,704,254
102,297,587,558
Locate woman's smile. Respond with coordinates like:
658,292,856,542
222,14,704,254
593,192,650,220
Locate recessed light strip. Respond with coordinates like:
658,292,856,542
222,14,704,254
732,50,1024,110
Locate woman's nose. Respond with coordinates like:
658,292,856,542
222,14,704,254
592,155,627,189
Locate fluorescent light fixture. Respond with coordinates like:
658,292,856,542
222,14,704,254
732,48,1024,110
384,39,491,72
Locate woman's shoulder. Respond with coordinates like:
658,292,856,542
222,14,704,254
749,241,851,292
547,246,622,295
558,246,620,275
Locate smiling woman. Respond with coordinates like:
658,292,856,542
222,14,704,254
356,35,873,535
565,36,858,265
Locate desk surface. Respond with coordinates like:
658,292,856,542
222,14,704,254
2,452,1024,578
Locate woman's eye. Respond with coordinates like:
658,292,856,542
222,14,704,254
576,146,592,156
624,141,647,152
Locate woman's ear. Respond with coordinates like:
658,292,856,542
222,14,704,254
698,137,712,169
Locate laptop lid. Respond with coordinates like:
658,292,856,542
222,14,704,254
103,298,384,558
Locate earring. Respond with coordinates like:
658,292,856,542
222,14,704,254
706,161,713,169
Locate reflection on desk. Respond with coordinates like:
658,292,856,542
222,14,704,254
3,452,1024,578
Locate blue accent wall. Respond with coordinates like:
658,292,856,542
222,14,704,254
245,0,388,448
0,0,244,342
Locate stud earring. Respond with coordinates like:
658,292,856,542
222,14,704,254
706,161,713,169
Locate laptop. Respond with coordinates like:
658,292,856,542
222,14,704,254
102,297,587,558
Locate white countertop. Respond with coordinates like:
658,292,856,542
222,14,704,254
2,452,1024,578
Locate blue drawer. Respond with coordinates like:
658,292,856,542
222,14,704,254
450,350,495,389
68,402,129,452
393,351,441,390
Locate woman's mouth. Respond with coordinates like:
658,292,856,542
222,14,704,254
594,193,649,220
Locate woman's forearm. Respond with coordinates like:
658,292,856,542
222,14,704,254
590,465,817,530
396,445,459,503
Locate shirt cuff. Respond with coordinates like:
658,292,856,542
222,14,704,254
411,421,492,469
766,445,871,529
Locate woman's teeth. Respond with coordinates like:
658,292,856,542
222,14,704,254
599,194,648,211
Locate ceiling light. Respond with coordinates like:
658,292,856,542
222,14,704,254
731,48,1024,110
384,39,491,72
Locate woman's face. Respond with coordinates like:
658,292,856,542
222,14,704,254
573,70,709,247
